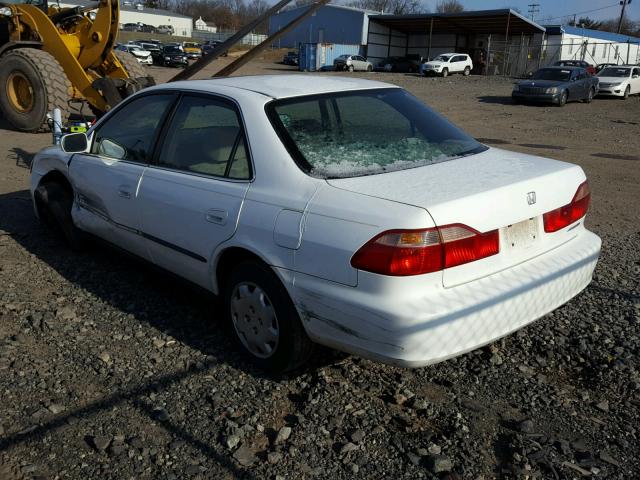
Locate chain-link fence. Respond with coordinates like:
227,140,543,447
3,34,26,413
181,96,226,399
486,39,640,77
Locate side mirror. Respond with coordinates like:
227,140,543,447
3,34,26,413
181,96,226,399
60,132,88,153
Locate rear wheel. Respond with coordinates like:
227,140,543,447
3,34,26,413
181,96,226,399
463,66,471,76
584,87,595,103
367,64,373,72
0,48,72,132
224,260,313,372
441,68,449,77
114,50,147,78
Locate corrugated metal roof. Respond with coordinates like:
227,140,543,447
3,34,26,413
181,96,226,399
369,9,545,35
545,25,640,43
58,0,192,19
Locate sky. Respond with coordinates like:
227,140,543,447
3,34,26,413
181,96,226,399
432,0,640,23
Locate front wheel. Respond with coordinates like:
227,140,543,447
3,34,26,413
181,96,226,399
35,181,85,250
557,90,568,106
463,66,470,76
441,68,449,77
224,261,314,372
348,65,354,72
623,85,630,99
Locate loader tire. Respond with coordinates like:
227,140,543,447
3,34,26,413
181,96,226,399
114,50,147,79
0,48,73,132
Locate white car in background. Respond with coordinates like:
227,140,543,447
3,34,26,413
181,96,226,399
421,53,473,77
333,54,373,72
29,76,600,372
118,44,153,65
596,65,640,98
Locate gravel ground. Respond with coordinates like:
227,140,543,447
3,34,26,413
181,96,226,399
0,57,639,479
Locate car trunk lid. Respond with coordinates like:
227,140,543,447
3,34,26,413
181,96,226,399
327,147,587,287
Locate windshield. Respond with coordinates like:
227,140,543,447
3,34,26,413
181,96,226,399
266,88,486,179
164,46,181,53
183,43,198,48
598,67,630,77
532,69,571,81
434,55,452,62
338,55,350,59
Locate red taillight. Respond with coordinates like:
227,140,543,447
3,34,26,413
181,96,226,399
351,224,499,276
543,181,590,233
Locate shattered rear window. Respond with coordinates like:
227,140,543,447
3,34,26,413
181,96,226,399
266,88,486,179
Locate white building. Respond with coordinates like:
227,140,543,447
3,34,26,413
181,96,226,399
58,0,194,37
195,16,217,33
544,25,640,65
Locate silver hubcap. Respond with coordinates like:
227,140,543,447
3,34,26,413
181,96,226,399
230,282,279,358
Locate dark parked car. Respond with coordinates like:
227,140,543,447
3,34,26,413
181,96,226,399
553,60,596,76
282,51,298,66
202,41,228,57
122,23,141,32
512,67,599,106
376,55,421,73
158,45,188,67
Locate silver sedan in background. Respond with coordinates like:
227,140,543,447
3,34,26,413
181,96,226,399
333,54,373,72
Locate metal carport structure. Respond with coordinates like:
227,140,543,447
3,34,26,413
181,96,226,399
366,9,546,74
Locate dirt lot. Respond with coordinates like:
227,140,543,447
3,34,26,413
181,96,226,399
1,56,639,479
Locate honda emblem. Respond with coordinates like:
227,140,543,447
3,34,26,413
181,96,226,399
527,191,536,205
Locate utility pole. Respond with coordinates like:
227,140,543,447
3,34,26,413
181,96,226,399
617,0,631,34
527,3,540,22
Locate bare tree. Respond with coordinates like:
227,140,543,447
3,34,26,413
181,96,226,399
435,0,463,13
348,0,424,14
568,16,603,30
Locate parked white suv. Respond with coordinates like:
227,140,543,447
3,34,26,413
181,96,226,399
421,53,473,77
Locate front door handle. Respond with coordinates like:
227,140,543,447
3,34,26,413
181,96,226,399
118,188,131,199
205,209,228,225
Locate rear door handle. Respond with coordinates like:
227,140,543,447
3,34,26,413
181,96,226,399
118,189,131,199
205,209,228,225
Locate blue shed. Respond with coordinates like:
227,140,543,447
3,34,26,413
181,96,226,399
298,43,363,71
268,4,377,48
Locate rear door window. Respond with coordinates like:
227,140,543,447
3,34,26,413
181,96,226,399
155,95,251,180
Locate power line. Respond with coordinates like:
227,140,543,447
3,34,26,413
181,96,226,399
527,3,540,22
541,2,620,23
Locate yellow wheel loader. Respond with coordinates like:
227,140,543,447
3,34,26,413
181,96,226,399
0,0,154,132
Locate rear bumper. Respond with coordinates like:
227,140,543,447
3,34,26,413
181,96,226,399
293,229,601,367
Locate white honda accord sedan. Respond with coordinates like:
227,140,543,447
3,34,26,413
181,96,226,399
30,75,601,372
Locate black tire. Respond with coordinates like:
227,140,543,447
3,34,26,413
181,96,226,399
35,181,85,250
367,64,373,72
114,50,147,78
463,66,471,76
224,260,313,372
441,68,449,78
584,87,595,103
348,65,354,72
623,85,630,99
0,48,72,132
557,90,568,106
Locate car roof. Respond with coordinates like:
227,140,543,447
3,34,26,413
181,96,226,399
158,75,398,99
540,66,583,71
